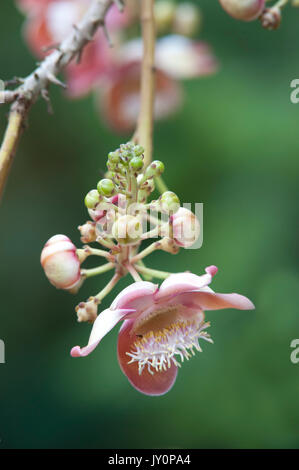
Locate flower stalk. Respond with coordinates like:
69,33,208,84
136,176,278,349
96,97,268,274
133,0,156,168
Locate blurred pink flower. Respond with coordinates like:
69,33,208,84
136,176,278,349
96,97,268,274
100,35,218,132
71,266,254,396
16,1,218,131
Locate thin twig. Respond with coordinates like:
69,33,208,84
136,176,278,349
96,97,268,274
0,0,115,200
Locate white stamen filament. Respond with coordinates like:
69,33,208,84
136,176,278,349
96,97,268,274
126,320,213,375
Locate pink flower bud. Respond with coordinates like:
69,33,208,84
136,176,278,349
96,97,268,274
41,235,81,291
170,208,200,248
219,0,265,21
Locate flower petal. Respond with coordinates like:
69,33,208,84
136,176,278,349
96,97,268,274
71,308,135,358
111,281,158,311
17,0,50,14
66,35,112,98
117,320,178,396
100,61,182,132
155,35,218,80
180,289,255,311
23,15,53,58
156,266,218,301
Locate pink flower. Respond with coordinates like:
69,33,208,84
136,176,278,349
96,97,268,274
17,2,218,131
41,234,82,292
71,266,254,396
17,0,129,96
100,61,183,133
100,35,218,132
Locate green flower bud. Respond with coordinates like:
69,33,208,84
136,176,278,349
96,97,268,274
134,145,144,157
85,190,101,209
145,160,165,179
129,157,144,172
97,178,115,197
160,191,180,213
108,151,121,164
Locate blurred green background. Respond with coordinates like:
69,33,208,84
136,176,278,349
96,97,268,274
0,0,299,449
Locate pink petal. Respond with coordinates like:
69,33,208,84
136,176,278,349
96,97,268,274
106,4,130,29
71,308,135,358
23,14,53,58
100,61,182,133
66,35,112,98
117,320,178,396
174,288,255,311
111,281,158,311
17,0,50,14
156,267,217,301
155,35,218,80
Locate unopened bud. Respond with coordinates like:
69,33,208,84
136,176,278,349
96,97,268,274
85,189,101,209
219,0,265,21
97,178,115,197
155,0,176,33
41,235,82,291
108,151,121,164
159,237,180,254
129,156,144,172
112,215,142,245
260,7,281,30
134,145,144,157
160,191,180,213
170,207,200,248
144,160,165,179
173,3,201,36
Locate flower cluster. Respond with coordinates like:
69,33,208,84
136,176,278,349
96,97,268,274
41,143,254,395
16,0,218,132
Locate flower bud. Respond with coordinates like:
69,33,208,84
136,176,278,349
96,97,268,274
170,207,200,248
260,7,281,30
97,178,115,197
144,160,165,179
129,156,144,172
108,151,121,164
85,189,101,209
76,298,98,323
159,237,180,254
173,3,201,36
160,191,180,214
112,215,142,245
41,235,81,291
134,145,144,157
155,0,176,33
219,0,265,21
78,221,97,243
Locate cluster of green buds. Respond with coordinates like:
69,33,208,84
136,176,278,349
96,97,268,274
41,143,200,323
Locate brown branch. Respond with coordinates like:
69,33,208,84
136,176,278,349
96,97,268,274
132,0,156,168
0,0,116,200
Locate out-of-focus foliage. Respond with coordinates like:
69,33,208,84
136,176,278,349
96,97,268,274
0,0,298,449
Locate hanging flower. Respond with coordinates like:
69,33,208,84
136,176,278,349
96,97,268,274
16,0,218,131
71,266,254,396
